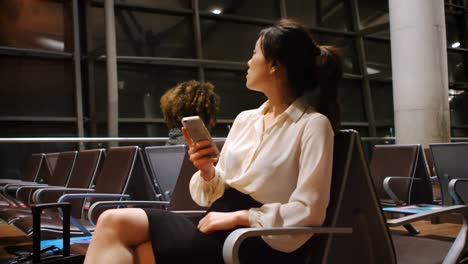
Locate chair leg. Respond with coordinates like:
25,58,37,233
403,223,420,235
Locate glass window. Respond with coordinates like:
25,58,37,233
94,123,167,148
201,19,264,62
91,8,195,58
0,1,70,52
286,0,352,31
0,122,77,137
0,57,75,117
119,123,168,138
357,0,388,30
446,14,465,49
447,51,468,83
368,29,390,39
313,32,359,74
114,0,191,10
205,69,266,120
363,39,391,77
370,81,394,123
451,128,468,138
211,122,232,137
339,79,367,122
376,126,395,138
93,62,198,118
450,91,468,126
199,0,280,20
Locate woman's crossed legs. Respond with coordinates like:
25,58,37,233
84,208,156,264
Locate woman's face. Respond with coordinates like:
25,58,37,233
246,37,273,92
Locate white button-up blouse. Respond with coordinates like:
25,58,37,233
189,97,334,253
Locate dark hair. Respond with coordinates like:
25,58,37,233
160,80,220,130
258,19,342,130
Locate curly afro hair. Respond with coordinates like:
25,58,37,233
160,80,220,130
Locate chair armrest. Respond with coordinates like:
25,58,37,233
172,210,206,217
58,193,131,204
383,177,422,206
56,193,131,236
87,201,170,225
387,205,467,227
449,179,468,205
223,226,352,264
2,181,40,190
16,185,64,199
3,183,48,196
32,188,95,204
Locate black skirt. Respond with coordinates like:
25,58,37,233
143,188,311,264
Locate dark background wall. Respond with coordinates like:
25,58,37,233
0,0,467,179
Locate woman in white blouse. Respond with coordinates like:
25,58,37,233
85,18,343,264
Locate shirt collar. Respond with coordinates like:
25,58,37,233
260,96,313,123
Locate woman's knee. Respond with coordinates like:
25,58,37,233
95,209,124,229
95,208,150,245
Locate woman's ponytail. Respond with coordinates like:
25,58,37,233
316,45,343,131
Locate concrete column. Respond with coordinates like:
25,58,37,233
389,0,451,147
105,0,119,140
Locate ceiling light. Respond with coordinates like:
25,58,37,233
451,42,461,48
36,37,64,51
211,8,222,14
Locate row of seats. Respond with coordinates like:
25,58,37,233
1,133,468,263
0,145,205,238
369,142,468,208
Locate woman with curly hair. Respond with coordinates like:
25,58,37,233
160,80,220,145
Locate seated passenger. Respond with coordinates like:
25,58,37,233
84,18,343,264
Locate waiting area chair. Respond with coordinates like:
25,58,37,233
0,153,46,187
11,146,141,238
370,144,433,207
223,130,468,264
431,143,468,206
1,151,77,211
1,149,104,224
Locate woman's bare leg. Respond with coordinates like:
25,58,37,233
84,208,154,264
135,241,156,264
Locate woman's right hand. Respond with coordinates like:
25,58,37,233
182,127,217,181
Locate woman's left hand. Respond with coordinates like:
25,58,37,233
198,210,249,233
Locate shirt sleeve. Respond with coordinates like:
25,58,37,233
247,115,334,252
189,111,246,207
189,167,226,207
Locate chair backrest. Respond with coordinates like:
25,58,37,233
168,150,202,210
423,148,436,176
17,151,77,205
430,143,468,206
408,146,433,204
144,145,187,201
125,148,160,202
37,151,78,204
369,144,419,203
88,146,139,222
62,149,105,218
312,130,397,263
214,138,226,154
21,153,46,182
44,152,60,176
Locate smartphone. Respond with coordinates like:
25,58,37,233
181,116,220,158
